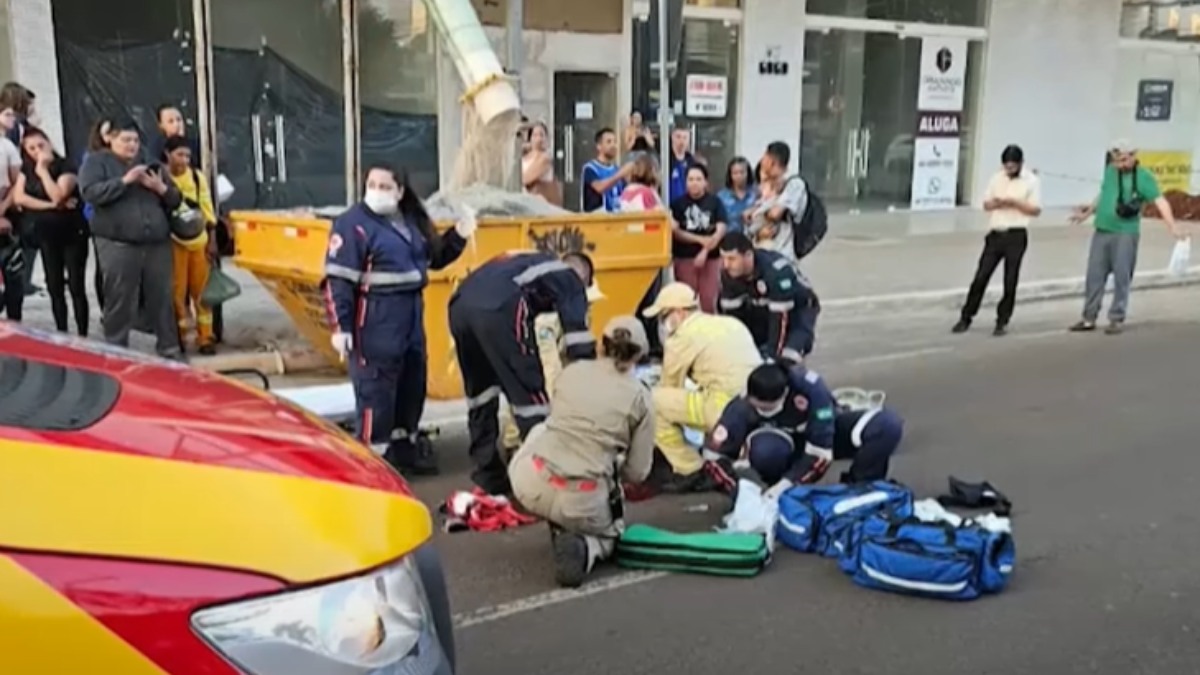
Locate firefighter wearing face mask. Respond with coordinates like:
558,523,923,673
643,282,761,493
709,363,904,495
322,163,474,475
499,281,606,458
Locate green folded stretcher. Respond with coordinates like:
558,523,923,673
615,524,770,577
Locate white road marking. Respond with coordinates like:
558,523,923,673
1012,328,1072,341
848,346,954,365
452,570,669,629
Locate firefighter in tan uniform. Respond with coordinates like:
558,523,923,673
643,282,761,493
509,315,655,588
499,282,605,457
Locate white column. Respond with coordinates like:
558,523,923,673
737,0,804,170
970,0,1123,207
9,0,63,150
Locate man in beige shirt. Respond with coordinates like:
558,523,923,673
953,144,1042,336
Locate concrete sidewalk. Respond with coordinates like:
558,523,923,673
15,210,1197,356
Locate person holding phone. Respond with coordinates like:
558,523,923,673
79,117,183,359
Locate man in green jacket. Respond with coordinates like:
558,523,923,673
1069,140,1186,334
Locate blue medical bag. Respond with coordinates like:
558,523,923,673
776,481,914,557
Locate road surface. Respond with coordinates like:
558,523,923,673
388,286,1199,674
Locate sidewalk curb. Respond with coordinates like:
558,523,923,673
822,266,1200,314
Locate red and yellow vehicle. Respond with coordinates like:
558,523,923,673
0,322,455,674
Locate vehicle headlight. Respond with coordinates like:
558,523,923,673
192,556,442,674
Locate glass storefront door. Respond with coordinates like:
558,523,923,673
209,0,347,209
800,28,981,212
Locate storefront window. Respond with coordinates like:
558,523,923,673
1110,45,1200,194
210,0,346,209
358,0,440,195
806,0,988,27
51,0,198,162
1120,0,1200,41
632,16,740,179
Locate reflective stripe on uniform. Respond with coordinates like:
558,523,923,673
512,403,550,418
851,407,883,448
468,386,502,409
745,427,795,460
514,260,571,286
563,330,594,346
363,269,424,287
325,263,362,282
768,300,794,312
720,296,746,310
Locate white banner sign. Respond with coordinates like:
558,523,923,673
910,137,961,211
916,37,968,112
685,74,728,118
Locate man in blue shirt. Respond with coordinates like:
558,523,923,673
581,128,630,212
667,127,700,203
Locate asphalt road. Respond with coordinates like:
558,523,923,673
393,286,1200,674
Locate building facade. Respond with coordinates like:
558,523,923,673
0,0,1195,214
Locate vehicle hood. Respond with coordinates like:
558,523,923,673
0,323,432,584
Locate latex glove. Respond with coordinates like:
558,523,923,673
455,206,478,239
763,478,794,503
331,332,353,362
804,442,833,465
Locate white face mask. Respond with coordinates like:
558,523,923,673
658,313,680,343
756,398,786,418
364,188,399,215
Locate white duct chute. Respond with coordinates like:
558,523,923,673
422,0,522,190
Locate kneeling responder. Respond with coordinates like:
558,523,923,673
509,316,654,588
499,281,605,459
450,250,597,496
644,282,761,493
323,163,472,474
709,364,904,491
717,232,820,365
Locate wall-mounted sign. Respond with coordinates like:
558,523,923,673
685,74,728,118
758,44,789,76
1138,150,1192,193
912,37,968,211
916,36,968,112
1136,79,1174,121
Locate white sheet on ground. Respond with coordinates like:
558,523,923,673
719,479,779,552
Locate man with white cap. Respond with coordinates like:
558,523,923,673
643,281,761,493
1069,139,1186,334
508,315,656,588
499,280,606,457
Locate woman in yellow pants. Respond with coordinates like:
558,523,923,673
163,135,217,355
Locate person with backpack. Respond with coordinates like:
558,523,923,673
716,232,821,366
163,135,217,355
747,141,827,264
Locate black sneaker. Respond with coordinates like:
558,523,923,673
993,324,1008,337
552,531,589,589
951,319,971,334
1069,320,1096,332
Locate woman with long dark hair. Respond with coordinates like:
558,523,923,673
718,156,757,234
13,127,89,336
82,116,116,311
322,163,475,475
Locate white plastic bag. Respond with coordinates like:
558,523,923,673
1168,238,1191,277
719,479,781,552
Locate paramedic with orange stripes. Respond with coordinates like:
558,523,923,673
322,163,472,475
717,232,820,365
449,250,597,496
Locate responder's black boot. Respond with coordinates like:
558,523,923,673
387,435,439,477
992,323,1008,337
551,530,590,589
951,319,971,334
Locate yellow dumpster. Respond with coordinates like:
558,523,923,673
231,209,671,400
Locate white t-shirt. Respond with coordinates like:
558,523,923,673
0,138,20,194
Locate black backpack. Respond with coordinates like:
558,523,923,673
788,175,827,260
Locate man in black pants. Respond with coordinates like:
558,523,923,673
449,251,597,496
953,145,1041,337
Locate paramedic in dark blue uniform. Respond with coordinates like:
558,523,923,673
708,364,903,491
322,163,472,475
449,250,598,495
716,232,820,365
